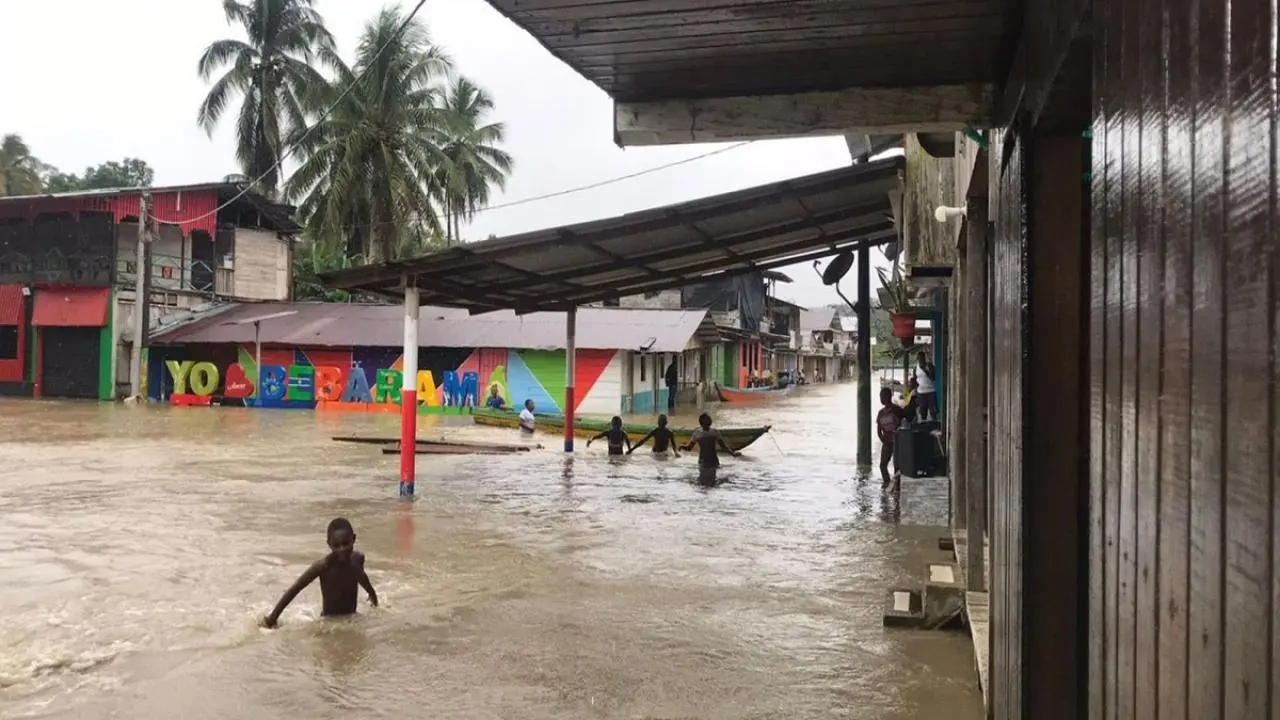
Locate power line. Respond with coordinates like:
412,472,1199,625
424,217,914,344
151,0,431,227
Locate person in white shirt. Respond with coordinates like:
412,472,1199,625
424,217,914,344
914,350,937,421
518,399,537,434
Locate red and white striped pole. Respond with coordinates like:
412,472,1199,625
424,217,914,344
563,306,576,452
399,283,419,497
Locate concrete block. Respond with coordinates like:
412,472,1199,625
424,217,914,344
922,562,966,629
882,588,925,628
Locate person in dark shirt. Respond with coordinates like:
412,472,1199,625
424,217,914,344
628,414,680,457
876,387,915,491
664,360,679,412
683,413,739,485
587,416,632,455
485,384,506,410
262,518,378,628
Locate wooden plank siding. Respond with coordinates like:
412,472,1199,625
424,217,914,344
1087,0,1279,717
903,134,959,273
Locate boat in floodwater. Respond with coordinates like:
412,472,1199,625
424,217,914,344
472,409,771,452
714,382,792,404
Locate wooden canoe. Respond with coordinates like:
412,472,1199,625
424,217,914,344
471,409,771,452
713,383,792,404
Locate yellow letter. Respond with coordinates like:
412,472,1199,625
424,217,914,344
166,360,194,395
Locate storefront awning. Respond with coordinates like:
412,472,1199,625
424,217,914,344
32,287,110,328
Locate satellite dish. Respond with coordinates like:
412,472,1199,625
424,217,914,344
882,241,900,262
821,252,855,286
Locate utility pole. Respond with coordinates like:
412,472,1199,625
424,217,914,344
129,191,151,400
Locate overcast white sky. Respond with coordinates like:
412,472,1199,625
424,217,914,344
0,0,892,307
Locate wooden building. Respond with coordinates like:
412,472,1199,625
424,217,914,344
472,0,1280,716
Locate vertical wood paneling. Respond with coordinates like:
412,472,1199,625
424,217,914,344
1134,0,1166,709
989,127,1026,719
1187,0,1227,712
1088,8,1111,715
1157,0,1194,712
1222,0,1275,713
1102,0,1126,716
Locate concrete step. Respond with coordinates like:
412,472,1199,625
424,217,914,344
882,588,925,628
921,562,967,630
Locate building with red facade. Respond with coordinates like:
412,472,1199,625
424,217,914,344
0,182,299,400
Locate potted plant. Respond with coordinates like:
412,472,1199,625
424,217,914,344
876,266,917,343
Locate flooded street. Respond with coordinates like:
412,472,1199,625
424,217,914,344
0,381,980,719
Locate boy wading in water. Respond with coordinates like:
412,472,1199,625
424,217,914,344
262,518,378,628
877,387,913,491
628,414,680,457
587,416,633,455
682,412,739,485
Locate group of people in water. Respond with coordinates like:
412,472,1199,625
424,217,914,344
263,412,742,630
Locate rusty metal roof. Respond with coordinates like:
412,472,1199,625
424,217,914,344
150,301,715,353
481,0,1014,102
799,307,837,332
322,158,902,313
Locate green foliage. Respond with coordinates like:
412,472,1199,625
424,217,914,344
281,8,513,262
44,158,155,192
0,134,45,196
875,265,915,313
196,0,338,197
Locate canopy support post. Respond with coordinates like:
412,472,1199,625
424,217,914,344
564,306,576,452
400,281,420,498
856,243,873,468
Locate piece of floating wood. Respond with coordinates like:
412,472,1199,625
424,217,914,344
381,444,523,456
333,435,536,452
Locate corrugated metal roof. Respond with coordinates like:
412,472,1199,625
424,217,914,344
479,0,1015,103
839,316,858,333
799,308,836,331
323,159,901,313
151,302,712,353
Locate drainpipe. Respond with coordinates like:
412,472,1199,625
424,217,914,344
400,280,419,497
564,306,576,451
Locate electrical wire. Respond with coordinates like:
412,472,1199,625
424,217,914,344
150,0,431,227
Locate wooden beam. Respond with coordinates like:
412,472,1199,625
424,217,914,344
613,84,995,147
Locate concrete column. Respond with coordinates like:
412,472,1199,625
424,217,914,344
564,306,576,451
856,242,872,467
399,284,420,497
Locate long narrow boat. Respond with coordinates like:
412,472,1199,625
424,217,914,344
714,382,792,404
472,409,771,452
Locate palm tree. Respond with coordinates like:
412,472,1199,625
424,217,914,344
435,77,513,244
196,0,337,197
0,134,45,196
285,7,456,262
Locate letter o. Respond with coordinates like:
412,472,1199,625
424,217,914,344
189,362,220,396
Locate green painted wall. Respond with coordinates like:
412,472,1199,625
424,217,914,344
709,345,725,389
519,350,565,411
721,342,740,388
98,289,114,401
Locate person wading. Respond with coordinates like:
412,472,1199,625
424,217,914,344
664,359,679,413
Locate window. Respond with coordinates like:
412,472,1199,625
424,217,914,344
0,326,18,360
640,356,646,381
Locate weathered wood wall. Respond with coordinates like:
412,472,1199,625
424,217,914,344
1089,0,1278,716
901,134,959,272
987,125,1027,718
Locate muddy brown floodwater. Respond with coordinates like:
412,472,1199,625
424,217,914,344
0,380,980,720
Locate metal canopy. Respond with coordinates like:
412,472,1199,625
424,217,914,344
481,0,1014,102
322,157,903,313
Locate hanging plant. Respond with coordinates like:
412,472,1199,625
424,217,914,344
876,266,917,343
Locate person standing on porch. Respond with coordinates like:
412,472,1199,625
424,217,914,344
664,359,678,413
914,350,937,421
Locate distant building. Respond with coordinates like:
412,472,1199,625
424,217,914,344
148,302,719,416
0,182,299,401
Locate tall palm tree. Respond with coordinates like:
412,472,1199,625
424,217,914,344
0,134,45,196
285,7,455,262
435,77,513,244
196,0,337,197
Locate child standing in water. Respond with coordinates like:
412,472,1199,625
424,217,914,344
682,413,739,485
262,518,378,628
587,416,632,455
628,414,680,457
